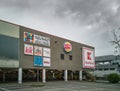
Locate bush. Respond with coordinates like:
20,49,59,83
107,73,120,83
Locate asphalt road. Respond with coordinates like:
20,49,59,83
0,81,120,91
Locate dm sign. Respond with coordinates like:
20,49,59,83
64,41,72,53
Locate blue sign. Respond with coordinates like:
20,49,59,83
34,56,43,66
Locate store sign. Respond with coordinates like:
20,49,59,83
43,48,51,57
24,32,34,43
34,34,41,45
82,47,95,68
64,41,72,52
34,56,43,66
34,46,42,56
34,34,50,46
24,44,33,55
43,57,51,67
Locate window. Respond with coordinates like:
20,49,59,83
104,68,108,71
95,68,97,71
110,68,115,70
61,54,64,60
55,41,57,44
69,55,72,60
98,69,103,71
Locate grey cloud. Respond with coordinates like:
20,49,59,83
1,0,120,24
0,0,120,56
0,0,29,10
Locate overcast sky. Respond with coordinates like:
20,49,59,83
0,0,120,56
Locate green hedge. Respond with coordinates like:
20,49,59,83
107,73,120,83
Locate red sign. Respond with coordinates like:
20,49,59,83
87,52,92,60
64,42,72,52
82,47,95,69
24,44,33,55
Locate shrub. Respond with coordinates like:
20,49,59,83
107,73,120,83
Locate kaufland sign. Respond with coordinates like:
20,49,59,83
82,47,95,69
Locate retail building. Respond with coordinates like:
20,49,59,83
0,20,95,83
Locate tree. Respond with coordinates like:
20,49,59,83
110,28,120,55
107,73,120,83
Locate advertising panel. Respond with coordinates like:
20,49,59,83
34,46,42,56
41,36,50,46
24,32,34,43
43,48,51,57
64,41,72,53
34,34,50,46
43,57,51,67
34,34,41,45
34,56,43,66
24,44,33,55
82,47,95,69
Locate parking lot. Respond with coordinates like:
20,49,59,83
0,81,120,91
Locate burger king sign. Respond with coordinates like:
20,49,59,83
64,41,72,53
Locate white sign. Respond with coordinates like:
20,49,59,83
24,44,33,55
43,48,51,57
34,34,41,45
43,57,51,67
34,34,50,46
82,47,95,68
34,46,42,56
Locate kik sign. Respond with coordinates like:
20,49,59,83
24,44,33,55
82,47,95,68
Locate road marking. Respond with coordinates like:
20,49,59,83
0,87,10,91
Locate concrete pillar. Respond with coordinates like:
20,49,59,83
18,68,22,84
37,69,39,82
3,72,5,82
79,70,82,81
53,73,55,79
71,72,73,80
42,68,46,83
64,69,68,81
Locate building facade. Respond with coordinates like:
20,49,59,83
94,55,120,78
0,20,95,83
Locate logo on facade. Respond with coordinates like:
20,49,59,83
24,32,34,43
24,44,33,55
82,47,95,69
34,46,42,56
64,41,72,53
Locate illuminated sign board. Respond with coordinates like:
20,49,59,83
24,32,34,43
34,56,43,66
43,57,51,67
64,41,72,52
82,47,95,68
34,34,50,46
43,48,51,57
24,44,33,55
34,46,42,56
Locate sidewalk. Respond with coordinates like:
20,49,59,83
0,82,45,91
0,81,120,91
